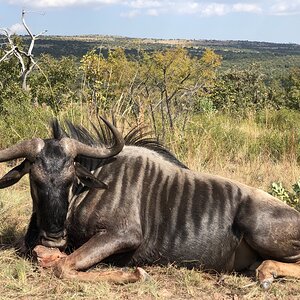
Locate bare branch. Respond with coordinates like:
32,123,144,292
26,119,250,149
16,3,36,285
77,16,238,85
0,47,15,63
14,49,26,73
27,28,47,56
22,10,47,56
22,9,34,39
0,28,10,37
0,28,17,63
0,28,14,47
0,10,46,90
35,29,48,39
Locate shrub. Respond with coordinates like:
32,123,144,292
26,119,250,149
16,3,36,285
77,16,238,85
0,98,53,147
270,180,300,211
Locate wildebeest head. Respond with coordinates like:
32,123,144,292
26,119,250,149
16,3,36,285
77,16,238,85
0,118,124,249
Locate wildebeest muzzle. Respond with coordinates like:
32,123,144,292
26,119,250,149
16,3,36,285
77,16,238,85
39,229,67,249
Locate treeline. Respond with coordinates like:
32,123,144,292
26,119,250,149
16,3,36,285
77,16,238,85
14,35,300,71
0,45,299,145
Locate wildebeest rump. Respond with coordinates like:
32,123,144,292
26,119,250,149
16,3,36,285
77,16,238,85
1,118,300,288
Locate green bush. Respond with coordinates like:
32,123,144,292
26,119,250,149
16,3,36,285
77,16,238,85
270,181,300,211
29,54,80,111
0,97,53,146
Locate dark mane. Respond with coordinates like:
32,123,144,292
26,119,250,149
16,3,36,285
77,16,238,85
51,119,188,169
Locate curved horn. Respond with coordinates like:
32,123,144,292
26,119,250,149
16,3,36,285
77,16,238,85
0,138,44,162
61,117,125,159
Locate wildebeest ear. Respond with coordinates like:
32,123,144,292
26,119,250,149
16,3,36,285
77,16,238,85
0,159,31,189
75,163,108,189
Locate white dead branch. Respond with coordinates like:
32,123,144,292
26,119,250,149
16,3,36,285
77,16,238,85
0,10,47,90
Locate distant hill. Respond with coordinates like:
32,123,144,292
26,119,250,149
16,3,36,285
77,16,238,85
26,35,300,58
4,34,300,75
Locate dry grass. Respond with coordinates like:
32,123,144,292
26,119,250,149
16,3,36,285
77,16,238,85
190,156,300,192
1,112,300,299
1,250,300,299
1,158,300,299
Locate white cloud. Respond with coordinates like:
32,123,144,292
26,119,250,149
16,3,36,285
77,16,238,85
158,2,261,16
146,8,159,16
5,1,300,16
8,0,123,8
232,3,262,14
9,23,26,34
129,0,162,9
126,2,264,17
200,3,229,16
120,9,140,18
270,0,300,15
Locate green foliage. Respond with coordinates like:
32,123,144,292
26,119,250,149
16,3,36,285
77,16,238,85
0,52,23,110
29,54,79,111
270,181,300,211
1,37,300,154
22,35,300,73
80,47,222,140
284,67,300,109
194,97,216,113
210,64,270,113
0,55,21,88
80,48,138,111
0,97,53,146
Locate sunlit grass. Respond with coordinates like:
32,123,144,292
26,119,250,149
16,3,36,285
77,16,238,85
1,110,300,298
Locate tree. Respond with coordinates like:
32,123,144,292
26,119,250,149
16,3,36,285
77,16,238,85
211,65,269,113
80,47,222,140
81,48,138,113
0,10,47,90
285,67,300,110
29,54,79,111
143,47,221,138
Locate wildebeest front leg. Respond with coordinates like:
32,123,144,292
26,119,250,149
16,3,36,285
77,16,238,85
257,260,300,289
52,231,146,283
15,213,40,256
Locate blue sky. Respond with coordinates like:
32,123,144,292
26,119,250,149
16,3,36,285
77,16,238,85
0,1,299,44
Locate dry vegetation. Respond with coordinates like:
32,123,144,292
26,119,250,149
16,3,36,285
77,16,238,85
1,24,300,298
1,160,300,299
1,112,300,299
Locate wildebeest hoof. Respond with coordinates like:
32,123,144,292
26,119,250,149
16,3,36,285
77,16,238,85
260,278,274,290
33,245,67,268
256,260,277,289
14,237,29,257
134,267,150,282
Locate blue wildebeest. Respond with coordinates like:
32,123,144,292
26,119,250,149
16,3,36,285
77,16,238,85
1,118,300,288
